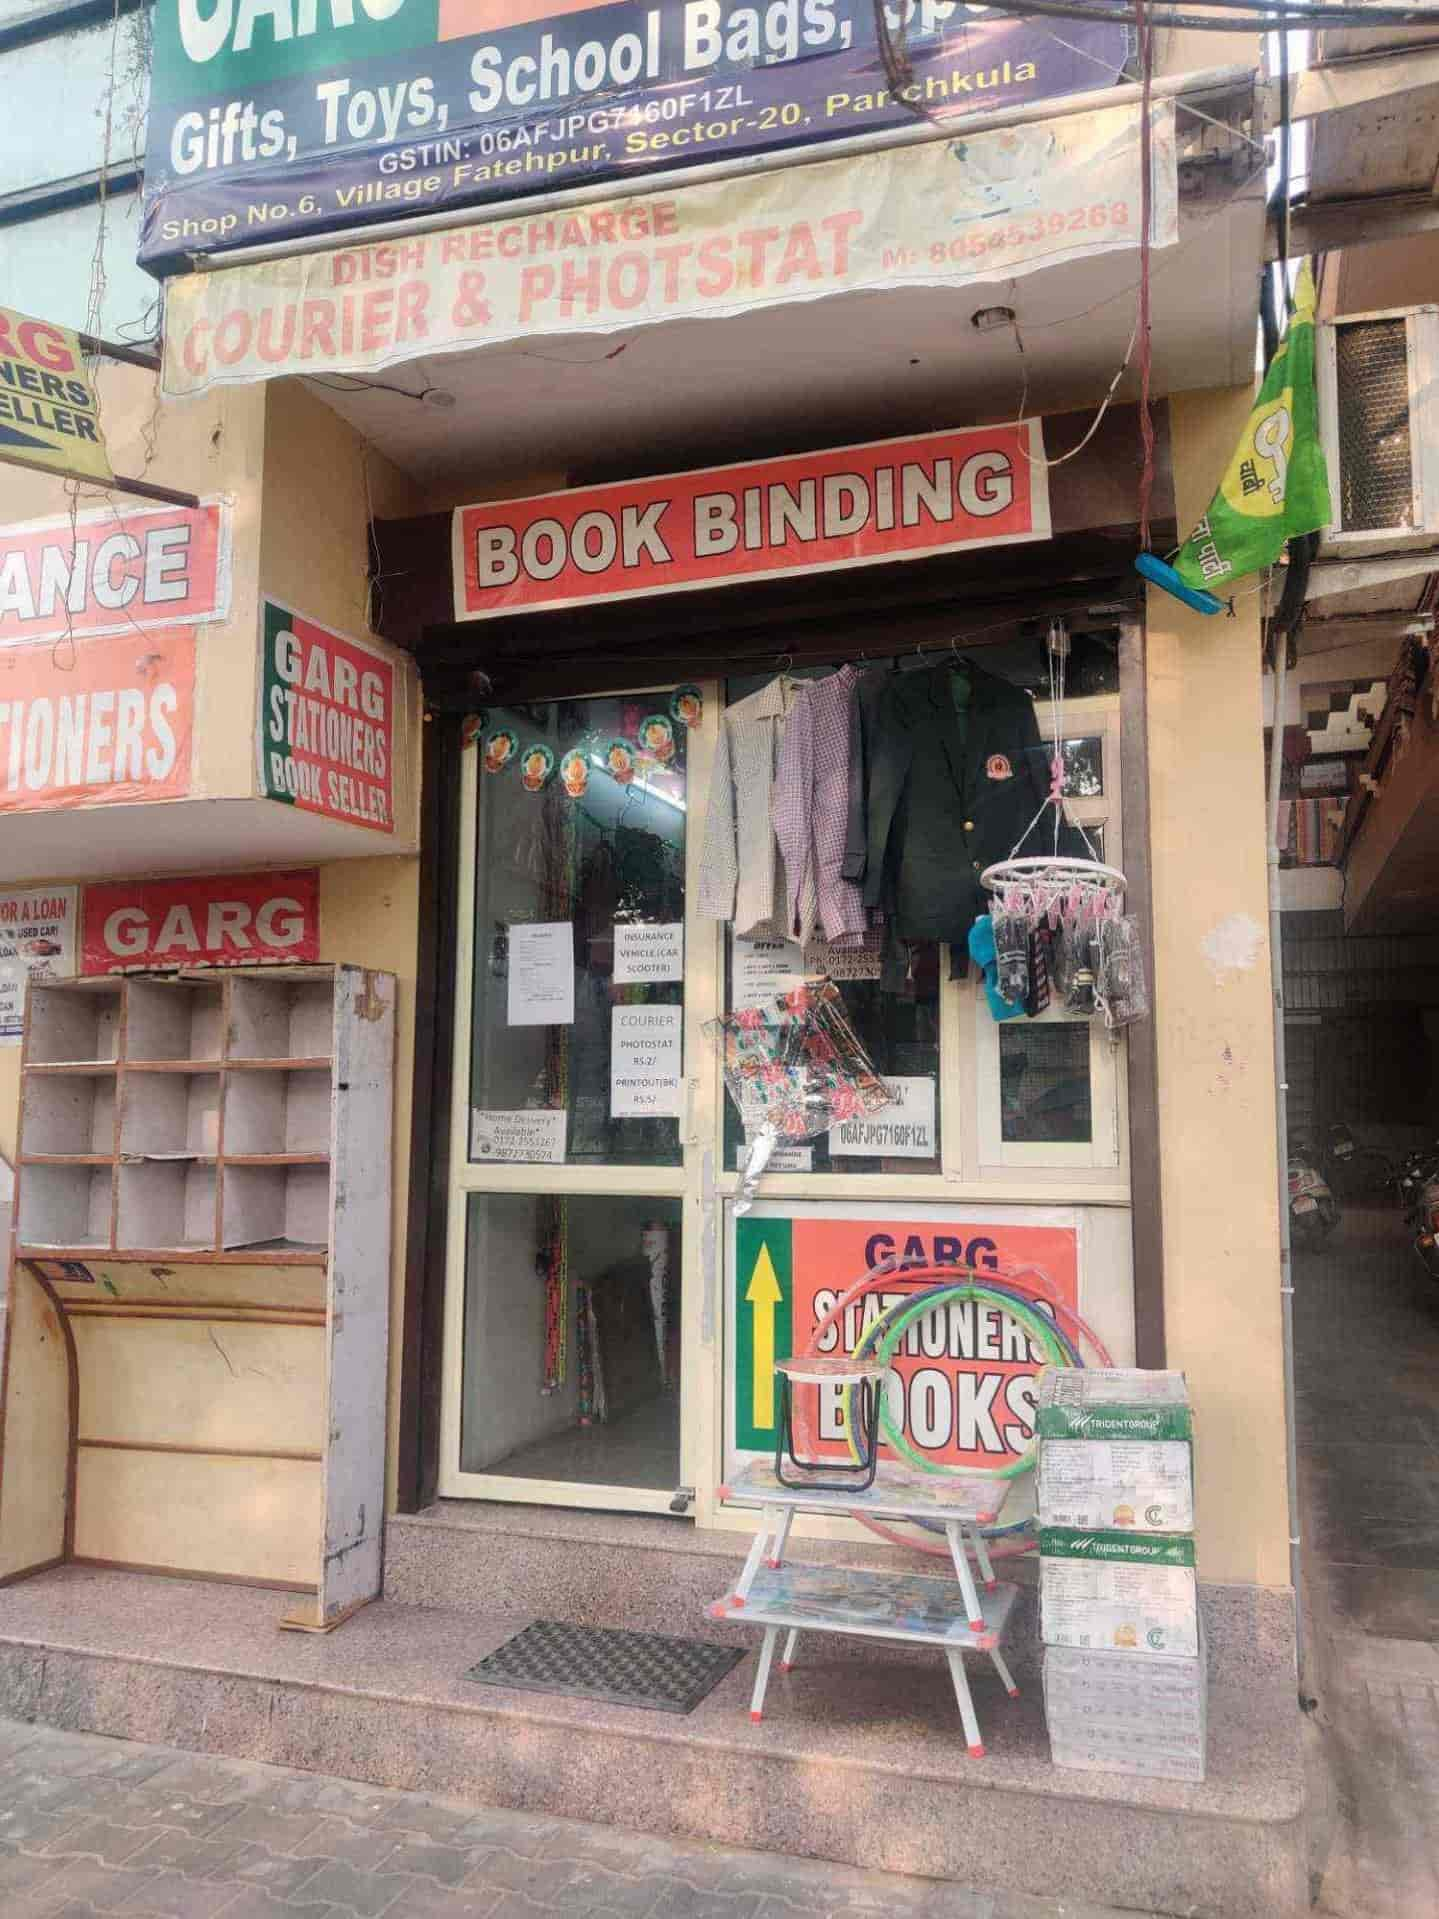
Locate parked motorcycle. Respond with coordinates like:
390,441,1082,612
1392,1143,1439,1281
1321,1121,1394,1202
1288,1136,1340,1248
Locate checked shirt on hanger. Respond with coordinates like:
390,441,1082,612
773,664,871,950
698,674,804,938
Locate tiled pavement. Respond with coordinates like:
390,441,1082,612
0,1715,1129,1919
1295,1204,1439,1916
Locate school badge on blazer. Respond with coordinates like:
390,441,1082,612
986,754,1014,780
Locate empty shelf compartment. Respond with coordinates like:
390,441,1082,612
229,976,334,1061
120,1072,221,1157
27,982,121,1064
22,1072,115,1156
18,1163,113,1248
223,1068,329,1156
118,1161,218,1250
125,979,224,1062
221,1163,329,1252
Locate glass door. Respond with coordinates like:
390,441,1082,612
439,687,719,1513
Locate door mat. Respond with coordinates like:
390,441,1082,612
464,1620,744,1714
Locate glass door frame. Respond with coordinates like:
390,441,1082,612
437,669,1134,1519
437,680,724,1514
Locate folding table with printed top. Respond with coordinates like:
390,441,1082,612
712,1456,1021,1755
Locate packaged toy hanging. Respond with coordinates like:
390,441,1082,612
706,980,893,1212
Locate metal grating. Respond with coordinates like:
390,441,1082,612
1334,319,1414,533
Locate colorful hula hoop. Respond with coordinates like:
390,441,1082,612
800,1259,1114,1554
857,1282,1068,1479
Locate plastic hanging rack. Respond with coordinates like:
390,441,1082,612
978,617,1146,1028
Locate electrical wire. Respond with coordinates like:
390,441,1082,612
1135,0,1156,549
1058,0,1439,16
927,0,1439,31
1011,317,1139,468
308,373,442,402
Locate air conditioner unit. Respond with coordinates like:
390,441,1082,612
1316,304,1439,555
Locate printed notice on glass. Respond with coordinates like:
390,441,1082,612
470,1108,567,1163
507,921,574,1026
613,921,684,984
611,1006,683,1118
829,1076,936,1158
734,1140,813,1173
731,934,805,1013
0,886,77,1043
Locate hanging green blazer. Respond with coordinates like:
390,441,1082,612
844,661,1084,946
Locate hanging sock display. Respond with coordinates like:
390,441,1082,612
977,618,1148,1032
1138,260,1332,613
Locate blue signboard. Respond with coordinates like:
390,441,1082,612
140,2,1130,273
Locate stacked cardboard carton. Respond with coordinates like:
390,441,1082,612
1036,1369,1207,1782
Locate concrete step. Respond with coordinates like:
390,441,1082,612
0,1564,1307,1918
384,1498,1002,1649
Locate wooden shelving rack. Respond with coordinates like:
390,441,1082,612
0,965,395,1631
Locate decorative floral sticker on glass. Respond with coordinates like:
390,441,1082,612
519,742,555,792
603,740,636,785
670,686,704,729
639,715,676,764
559,748,589,799
483,728,518,774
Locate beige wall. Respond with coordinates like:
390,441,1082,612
0,374,426,1516
1146,386,1291,1589
0,365,267,805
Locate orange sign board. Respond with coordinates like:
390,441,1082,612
0,626,194,813
734,1209,1079,1473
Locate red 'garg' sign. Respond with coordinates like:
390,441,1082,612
81,870,320,974
452,422,1050,619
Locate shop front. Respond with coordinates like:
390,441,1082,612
425,452,1144,1527
0,13,1306,1908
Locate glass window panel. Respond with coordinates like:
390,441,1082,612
461,1193,682,1489
723,941,941,1174
722,660,940,1176
1082,821,1106,863
0,195,158,341
999,1023,1092,1144
469,694,686,1167
1057,735,1105,798
2,23,149,195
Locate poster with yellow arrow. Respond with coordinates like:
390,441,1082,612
730,1207,1080,1470
734,1217,793,1451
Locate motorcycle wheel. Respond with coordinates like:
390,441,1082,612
1340,1150,1391,1202
1291,1209,1325,1250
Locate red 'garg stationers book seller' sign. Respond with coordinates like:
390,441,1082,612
452,422,1051,619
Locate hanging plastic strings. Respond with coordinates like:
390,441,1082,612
707,980,893,1213
982,622,1148,1030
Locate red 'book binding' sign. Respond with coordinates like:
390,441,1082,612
452,422,1050,620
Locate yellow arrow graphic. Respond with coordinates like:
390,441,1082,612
746,1243,784,1430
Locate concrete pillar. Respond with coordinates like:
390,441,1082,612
1145,386,1292,1590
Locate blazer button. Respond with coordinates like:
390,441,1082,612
964,820,975,832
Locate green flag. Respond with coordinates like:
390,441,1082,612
1169,260,1332,599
